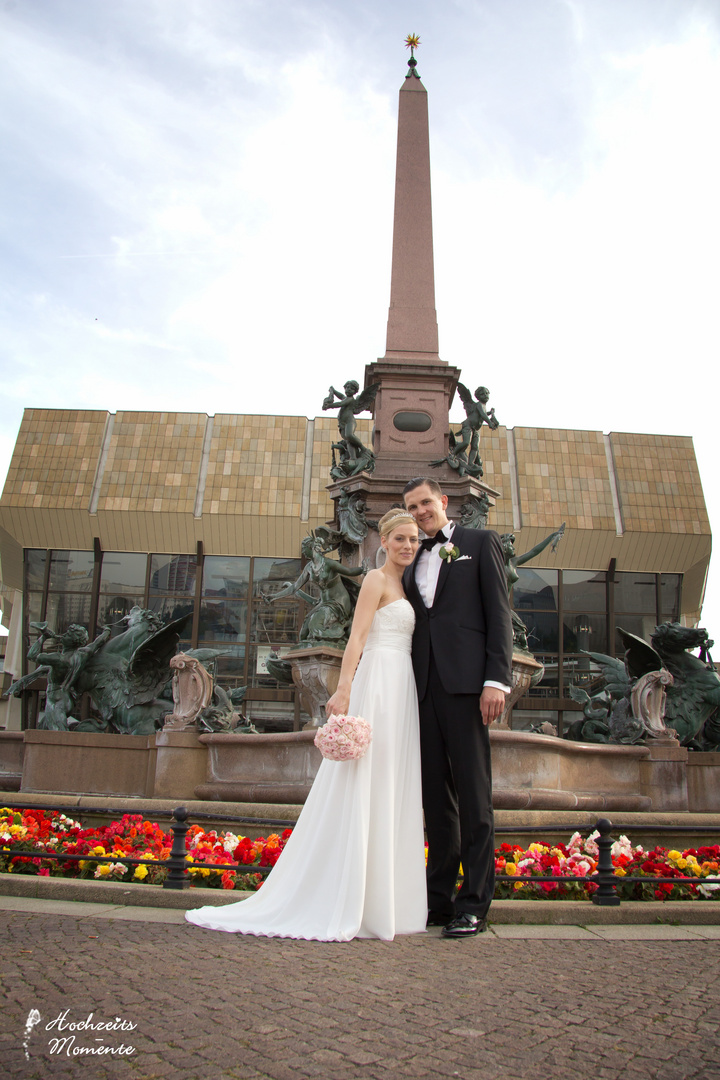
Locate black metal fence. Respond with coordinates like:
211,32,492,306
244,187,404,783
2,804,720,903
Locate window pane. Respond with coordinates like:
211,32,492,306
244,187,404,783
613,572,656,614
562,613,607,654
24,592,43,633
613,614,657,652
250,559,303,645
562,571,606,613
148,596,195,630
202,556,250,598
211,648,247,695
519,611,559,651
100,553,147,595
513,568,558,611
660,574,681,621
44,594,92,637
97,595,144,634
149,554,197,596
25,550,47,591
48,550,95,591
198,598,248,642
251,643,297,689
525,655,560,697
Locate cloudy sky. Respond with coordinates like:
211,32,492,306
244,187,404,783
1,0,719,629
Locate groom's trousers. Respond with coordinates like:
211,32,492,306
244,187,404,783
418,653,495,918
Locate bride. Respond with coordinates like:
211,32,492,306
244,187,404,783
185,509,427,941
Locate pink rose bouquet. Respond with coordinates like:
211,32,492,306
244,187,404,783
314,715,372,761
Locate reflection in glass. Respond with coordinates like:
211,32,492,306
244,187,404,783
660,574,681,621
202,556,250,598
212,648,247,693
100,553,147,595
24,592,43,632
513,568,558,611
525,654,560,696
563,613,607,654
148,596,195,628
198,598,248,642
97,595,142,635
614,615,657,651
520,611,559,652
44,594,92,636
25,550,47,591
613,572,656,614
48,550,95,591
149,554,197,596
562,571,606,613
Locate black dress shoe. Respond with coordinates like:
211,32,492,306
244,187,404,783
441,913,487,938
426,911,454,927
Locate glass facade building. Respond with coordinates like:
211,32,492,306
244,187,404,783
512,566,682,734
23,548,306,729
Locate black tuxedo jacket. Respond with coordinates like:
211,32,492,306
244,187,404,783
403,525,514,699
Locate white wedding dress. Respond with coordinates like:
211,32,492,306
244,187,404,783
185,598,427,941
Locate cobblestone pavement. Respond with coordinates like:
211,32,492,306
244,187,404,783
1,901,719,1080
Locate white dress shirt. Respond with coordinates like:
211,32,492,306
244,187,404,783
416,520,511,695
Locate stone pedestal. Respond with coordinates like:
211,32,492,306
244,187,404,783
638,736,689,811
195,731,322,803
153,731,208,800
286,647,344,729
326,472,502,571
21,730,156,797
489,730,652,811
687,752,720,812
0,731,24,792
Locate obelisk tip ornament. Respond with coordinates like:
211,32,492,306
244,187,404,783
404,33,421,79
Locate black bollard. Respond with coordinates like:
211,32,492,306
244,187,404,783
163,806,190,890
591,817,621,907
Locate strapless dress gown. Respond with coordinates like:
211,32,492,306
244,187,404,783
185,598,427,940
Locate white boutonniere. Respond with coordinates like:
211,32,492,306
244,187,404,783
439,541,461,562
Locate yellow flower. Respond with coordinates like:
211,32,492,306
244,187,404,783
667,850,682,861
133,865,148,881
96,864,112,878
614,867,627,877
677,858,688,870
92,846,106,856
505,863,517,876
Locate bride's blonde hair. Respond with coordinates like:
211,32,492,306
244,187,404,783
378,508,417,539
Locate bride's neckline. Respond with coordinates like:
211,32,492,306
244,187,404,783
377,597,410,611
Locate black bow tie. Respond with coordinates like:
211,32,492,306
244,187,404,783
421,530,448,552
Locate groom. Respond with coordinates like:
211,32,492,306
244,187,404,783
402,477,513,937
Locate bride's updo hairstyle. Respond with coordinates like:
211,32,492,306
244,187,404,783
378,508,417,540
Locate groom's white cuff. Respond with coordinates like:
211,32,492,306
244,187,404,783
484,680,512,694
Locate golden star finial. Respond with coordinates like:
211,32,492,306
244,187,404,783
404,34,421,54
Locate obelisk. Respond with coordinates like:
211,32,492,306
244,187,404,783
328,41,499,563
384,48,439,364
365,40,460,471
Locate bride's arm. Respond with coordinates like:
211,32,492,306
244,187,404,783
325,570,384,717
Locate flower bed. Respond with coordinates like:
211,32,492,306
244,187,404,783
0,807,291,892
1,808,719,900
495,831,720,901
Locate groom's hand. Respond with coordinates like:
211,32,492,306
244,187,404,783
479,686,506,726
